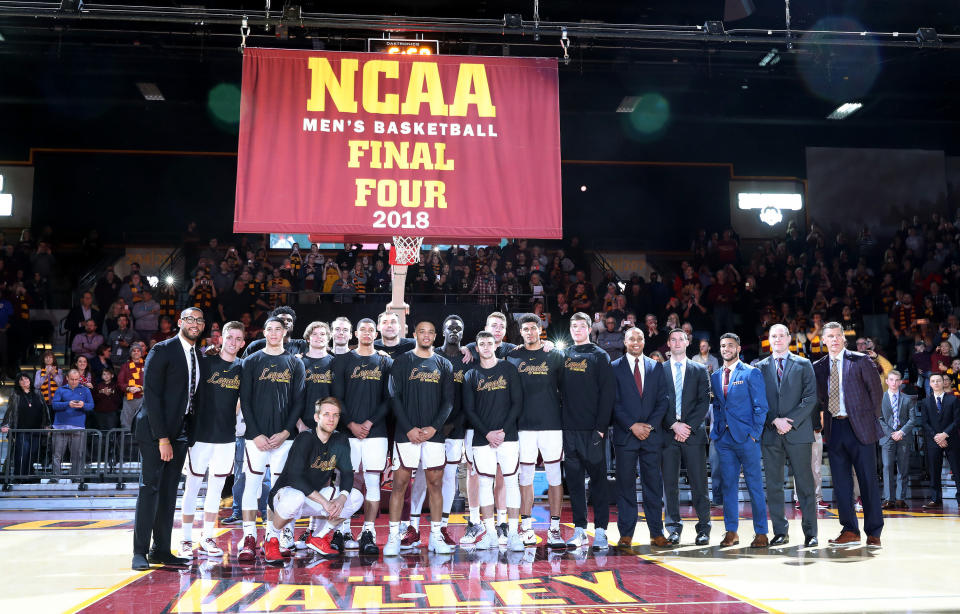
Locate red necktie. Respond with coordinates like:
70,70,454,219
634,358,643,396
723,367,730,397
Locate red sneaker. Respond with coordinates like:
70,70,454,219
400,525,421,550
263,537,285,563
237,535,257,562
439,526,457,546
307,532,338,556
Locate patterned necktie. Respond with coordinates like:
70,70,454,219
634,358,643,396
187,348,197,415
776,357,784,385
891,393,899,430
828,358,841,416
674,362,683,420
937,396,943,414
723,367,731,397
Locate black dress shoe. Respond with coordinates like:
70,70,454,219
770,533,789,546
666,531,681,545
132,554,151,571
147,551,191,567
803,536,818,547
695,532,709,546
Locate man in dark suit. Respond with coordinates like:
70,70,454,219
757,323,819,547
711,333,769,548
132,307,205,570
880,370,917,510
813,321,883,547
611,327,670,548
919,372,960,510
661,328,712,545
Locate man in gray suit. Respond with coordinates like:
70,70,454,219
879,369,916,510
757,324,819,547
661,328,712,545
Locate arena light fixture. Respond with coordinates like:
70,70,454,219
165,275,176,285
826,102,863,120
367,38,438,55
136,82,165,101
758,49,780,67
616,96,641,113
0,174,11,216
146,275,159,287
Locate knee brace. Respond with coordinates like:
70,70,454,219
364,471,381,502
518,463,535,487
478,474,495,507
442,463,458,511
203,475,227,515
409,468,428,515
503,472,521,509
181,474,202,517
544,461,562,487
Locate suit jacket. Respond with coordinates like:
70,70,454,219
661,358,711,444
710,361,768,443
879,390,917,444
920,394,959,445
813,350,883,445
134,335,202,444
612,354,669,449
757,352,818,445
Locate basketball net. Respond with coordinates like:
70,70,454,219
388,235,424,336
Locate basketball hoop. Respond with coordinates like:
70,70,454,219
386,235,424,336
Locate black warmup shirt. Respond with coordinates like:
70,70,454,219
389,351,454,443
440,347,467,439
300,353,336,428
331,350,393,438
243,338,308,358
239,350,306,439
374,337,416,359
506,347,565,431
195,355,243,444
268,429,353,511
463,359,523,447
561,343,615,432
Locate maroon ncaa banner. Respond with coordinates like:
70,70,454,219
234,48,562,242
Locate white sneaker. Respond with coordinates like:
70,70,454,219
177,540,195,558
384,532,402,557
522,528,538,546
592,528,609,550
475,529,498,550
343,532,360,550
429,531,456,554
279,526,295,552
547,527,564,548
507,531,525,552
566,527,587,549
460,522,485,546
198,537,223,556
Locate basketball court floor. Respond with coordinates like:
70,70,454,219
1,503,957,614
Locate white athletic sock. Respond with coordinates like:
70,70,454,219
497,510,507,525
315,523,332,538
202,517,215,537
469,506,481,524
431,520,442,535
441,513,449,528
483,517,496,536
363,521,376,537
242,521,256,538
182,523,193,542
521,515,532,531
550,516,560,530
508,518,519,535
409,515,420,531
266,519,279,539
389,521,400,536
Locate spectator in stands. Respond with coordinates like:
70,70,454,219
65,291,103,339
90,344,112,380
910,339,932,392
73,355,94,389
188,275,216,324
218,279,249,324
50,368,94,483
108,314,139,367
331,267,357,303
1,372,50,481
931,340,952,379
596,315,625,360
211,259,235,294
691,338,719,374
118,272,145,306
132,288,162,338
35,350,62,403
369,259,390,293
889,292,917,369
470,263,498,306
0,288,14,377
71,319,104,361
121,262,141,284
103,298,131,336
92,367,122,436
150,316,176,346
118,342,146,430
95,267,121,313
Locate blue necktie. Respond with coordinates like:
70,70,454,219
937,396,943,414
891,393,899,430
674,362,683,420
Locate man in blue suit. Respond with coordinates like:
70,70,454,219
611,328,671,548
711,333,770,548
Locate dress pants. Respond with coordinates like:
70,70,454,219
661,435,711,536
614,443,664,539
924,437,960,503
827,418,883,537
764,434,817,538
717,431,768,535
563,430,609,530
881,437,911,501
133,433,188,556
